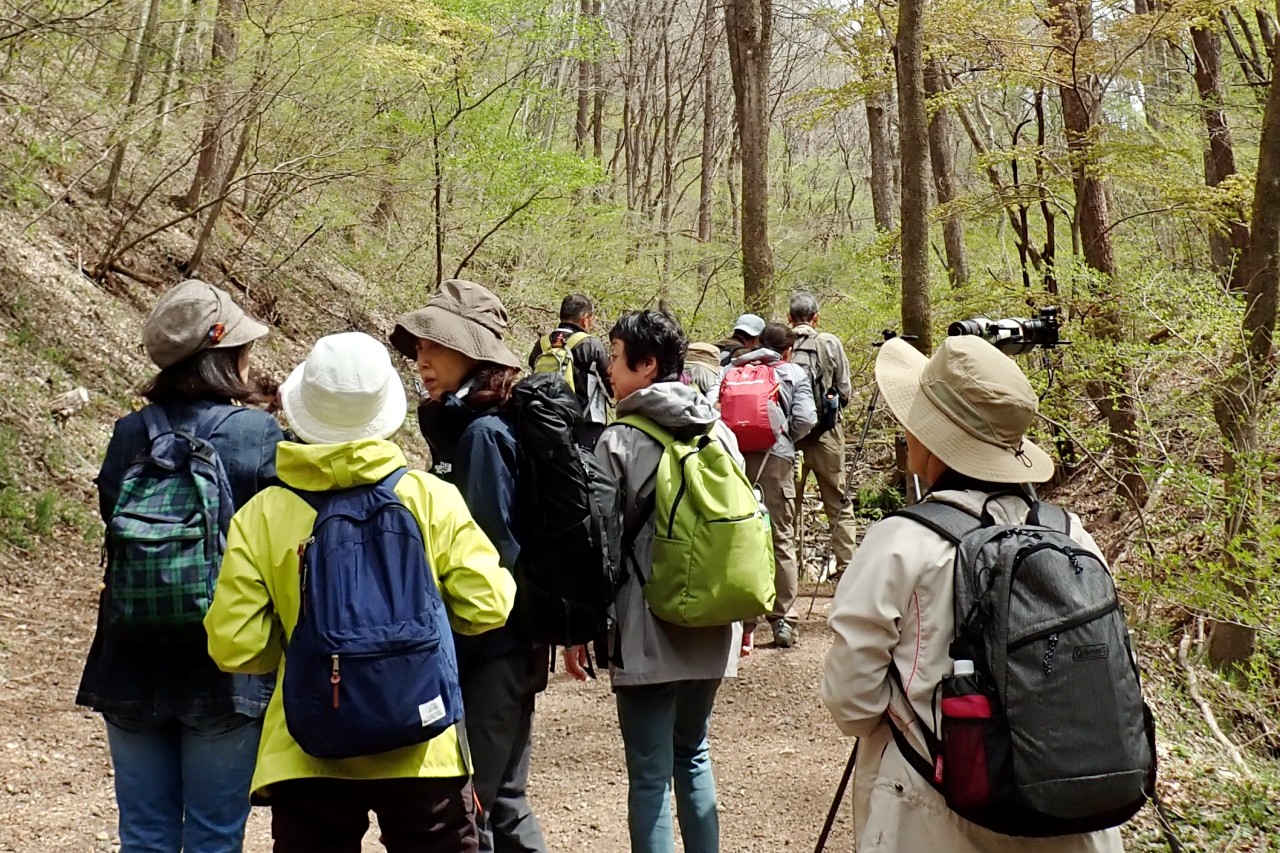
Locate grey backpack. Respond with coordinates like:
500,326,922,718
888,495,1156,837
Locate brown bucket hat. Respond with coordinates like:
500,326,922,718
685,342,721,372
143,279,270,369
391,279,522,370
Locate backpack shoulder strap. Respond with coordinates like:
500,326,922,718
1027,500,1071,534
139,405,173,443
563,331,589,351
379,467,410,495
539,333,554,353
611,414,674,448
889,501,982,545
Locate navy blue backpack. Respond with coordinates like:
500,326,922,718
284,468,464,759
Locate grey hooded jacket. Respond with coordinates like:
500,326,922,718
708,348,817,461
596,382,742,687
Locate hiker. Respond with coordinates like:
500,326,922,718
76,280,282,853
564,309,754,853
204,331,516,852
710,322,816,650
528,293,612,447
715,313,765,367
683,342,722,396
787,292,856,583
821,336,1147,852
394,280,551,853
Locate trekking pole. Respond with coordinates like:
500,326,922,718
813,739,859,853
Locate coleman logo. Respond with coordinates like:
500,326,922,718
1073,643,1110,661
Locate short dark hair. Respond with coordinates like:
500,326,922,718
140,344,265,405
560,294,594,324
761,322,796,354
789,292,820,323
609,310,686,382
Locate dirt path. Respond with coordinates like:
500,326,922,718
0,542,855,852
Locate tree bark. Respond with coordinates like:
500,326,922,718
925,58,968,288
697,0,717,242
1047,0,1147,506
866,87,898,233
182,0,243,210
1192,25,1250,292
725,0,774,313
897,0,931,351
100,0,163,204
1207,7,1280,668
575,0,590,153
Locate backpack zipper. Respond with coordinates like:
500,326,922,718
1009,542,1103,585
1007,599,1119,652
331,654,340,708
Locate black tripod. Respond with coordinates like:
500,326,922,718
803,331,916,618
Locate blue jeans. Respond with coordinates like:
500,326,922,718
104,713,262,853
615,679,722,853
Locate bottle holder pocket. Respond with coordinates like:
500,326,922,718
940,687,995,809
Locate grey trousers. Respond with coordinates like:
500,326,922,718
460,645,550,853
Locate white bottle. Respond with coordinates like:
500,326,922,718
953,659,975,677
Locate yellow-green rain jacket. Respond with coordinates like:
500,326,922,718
204,439,516,797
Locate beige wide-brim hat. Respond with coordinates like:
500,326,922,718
685,342,721,371
875,336,1054,483
281,332,408,445
390,279,522,370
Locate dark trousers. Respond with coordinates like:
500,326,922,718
462,646,549,853
270,776,478,853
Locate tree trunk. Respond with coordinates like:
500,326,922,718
1207,8,1280,668
897,0,931,351
697,0,717,242
575,0,591,151
1047,0,1147,506
725,0,773,313
1192,25,1250,292
866,88,898,233
925,58,968,288
182,0,243,211
101,0,163,204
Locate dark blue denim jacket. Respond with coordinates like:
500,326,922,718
76,399,284,719
417,394,525,672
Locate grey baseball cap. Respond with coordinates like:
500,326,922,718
733,313,766,337
142,279,270,369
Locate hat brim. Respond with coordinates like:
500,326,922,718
874,339,1054,484
215,313,270,351
391,306,522,370
279,361,408,446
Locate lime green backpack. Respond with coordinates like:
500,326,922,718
614,415,775,627
532,331,589,393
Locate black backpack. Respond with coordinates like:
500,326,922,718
509,372,623,649
888,496,1156,837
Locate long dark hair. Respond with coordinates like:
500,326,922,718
139,344,268,405
465,363,520,411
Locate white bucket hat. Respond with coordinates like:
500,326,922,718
280,332,408,445
874,335,1054,483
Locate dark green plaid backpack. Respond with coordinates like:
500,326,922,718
104,406,239,637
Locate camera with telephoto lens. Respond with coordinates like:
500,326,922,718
947,306,1062,355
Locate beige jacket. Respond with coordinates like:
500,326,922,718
821,487,1124,852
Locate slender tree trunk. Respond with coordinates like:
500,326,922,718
866,87,898,233
897,0,931,351
575,0,591,151
149,0,193,151
725,0,773,313
182,0,243,210
925,58,968,288
101,0,163,204
1192,25,1250,292
697,0,717,242
1207,8,1280,667
185,113,253,273
1047,0,1147,506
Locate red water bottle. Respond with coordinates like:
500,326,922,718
940,659,994,809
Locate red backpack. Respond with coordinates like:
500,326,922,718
719,362,779,452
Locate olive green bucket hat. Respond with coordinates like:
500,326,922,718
390,279,522,370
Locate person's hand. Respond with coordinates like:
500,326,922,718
563,645,590,682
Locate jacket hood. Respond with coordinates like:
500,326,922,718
616,381,719,432
731,348,781,366
275,439,407,491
